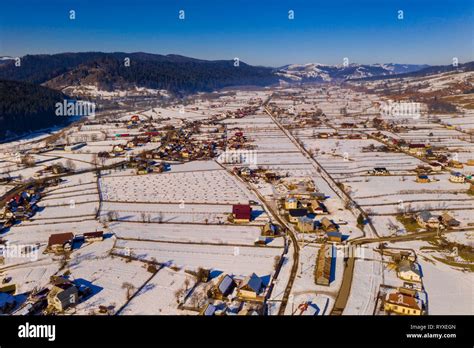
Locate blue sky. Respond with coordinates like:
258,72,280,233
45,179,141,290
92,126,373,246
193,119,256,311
0,0,473,66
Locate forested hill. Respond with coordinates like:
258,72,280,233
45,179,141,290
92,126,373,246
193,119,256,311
0,52,280,94
0,79,70,140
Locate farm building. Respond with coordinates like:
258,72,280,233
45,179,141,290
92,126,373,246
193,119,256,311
315,244,333,286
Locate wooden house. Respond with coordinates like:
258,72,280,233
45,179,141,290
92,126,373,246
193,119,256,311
210,274,236,300
397,260,422,283
315,244,332,286
237,273,263,300
297,216,315,232
320,217,338,232
47,282,79,312
441,213,460,227
288,208,307,223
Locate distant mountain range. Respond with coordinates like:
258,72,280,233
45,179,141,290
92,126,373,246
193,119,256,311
275,63,430,82
0,52,472,140
0,52,455,96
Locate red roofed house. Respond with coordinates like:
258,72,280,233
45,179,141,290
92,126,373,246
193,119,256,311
232,204,252,223
384,292,423,315
84,231,104,242
47,232,74,253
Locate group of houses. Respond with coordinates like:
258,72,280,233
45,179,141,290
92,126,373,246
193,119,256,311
282,190,343,242
201,272,267,315
383,250,426,316
0,186,42,230
19,275,93,315
415,211,460,230
234,166,281,184
46,231,104,254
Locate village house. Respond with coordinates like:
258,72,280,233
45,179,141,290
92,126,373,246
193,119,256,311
200,303,216,316
310,200,329,214
84,231,104,243
397,259,422,283
416,211,441,229
209,274,236,300
384,292,423,315
449,172,465,183
47,232,74,253
326,231,343,243
284,197,298,210
416,174,430,183
262,222,279,237
47,282,79,312
297,216,315,232
112,144,125,156
320,217,338,232
408,144,427,156
448,160,464,169
429,162,443,171
232,204,252,223
441,213,460,228
288,208,308,223
237,273,263,300
391,250,416,263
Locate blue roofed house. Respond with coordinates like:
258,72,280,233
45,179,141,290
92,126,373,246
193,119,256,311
210,274,236,300
237,273,263,300
200,303,216,316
